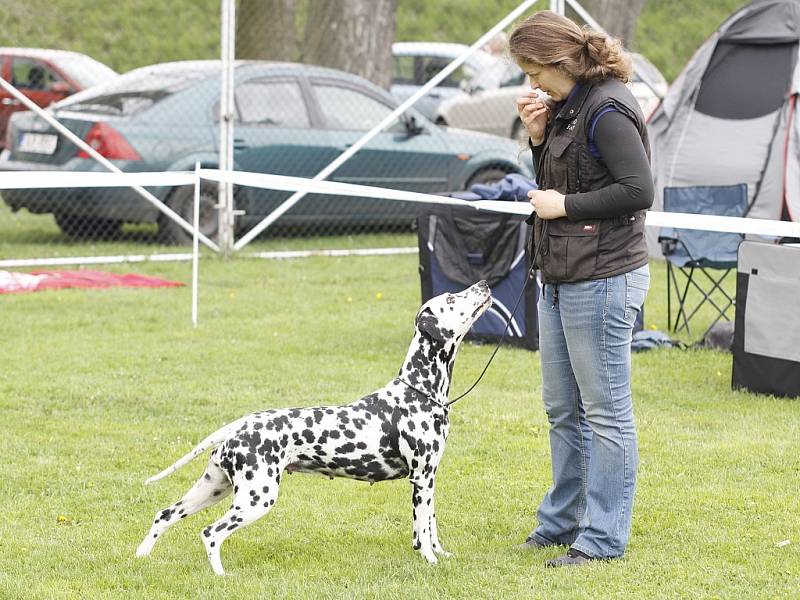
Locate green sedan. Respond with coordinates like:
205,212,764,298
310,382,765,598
0,60,533,241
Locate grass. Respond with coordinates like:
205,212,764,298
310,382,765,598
1,227,799,598
0,202,422,260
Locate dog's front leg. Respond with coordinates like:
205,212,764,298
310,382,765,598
427,470,452,557
410,477,438,563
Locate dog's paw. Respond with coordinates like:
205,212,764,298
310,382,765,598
434,548,453,558
135,539,154,557
421,550,439,564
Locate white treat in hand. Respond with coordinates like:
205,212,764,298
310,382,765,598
533,88,555,109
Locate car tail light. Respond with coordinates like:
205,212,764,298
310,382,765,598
77,122,140,160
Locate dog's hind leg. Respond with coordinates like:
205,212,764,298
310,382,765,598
136,462,231,558
200,476,281,576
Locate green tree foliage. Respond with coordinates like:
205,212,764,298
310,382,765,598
0,0,752,82
634,0,749,81
396,0,522,43
0,0,220,73
395,0,751,82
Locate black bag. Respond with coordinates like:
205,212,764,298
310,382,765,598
417,205,539,350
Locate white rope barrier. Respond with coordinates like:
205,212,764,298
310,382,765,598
245,247,419,260
2,168,800,241
0,253,194,269
230,0,544,251
0,171,195,189
199,168,800,239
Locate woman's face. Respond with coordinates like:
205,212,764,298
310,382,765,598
518,60,576,102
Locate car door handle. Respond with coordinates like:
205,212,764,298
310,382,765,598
1,98,21,106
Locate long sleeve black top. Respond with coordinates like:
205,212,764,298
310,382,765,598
531,110,654,220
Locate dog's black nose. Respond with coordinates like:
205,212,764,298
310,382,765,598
477,280,489,290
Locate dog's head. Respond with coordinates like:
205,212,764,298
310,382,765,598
415,280,491,347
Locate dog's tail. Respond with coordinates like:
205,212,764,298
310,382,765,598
143,417,247,485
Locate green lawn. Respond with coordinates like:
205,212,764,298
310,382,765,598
0,202,421,260
1,238,798,599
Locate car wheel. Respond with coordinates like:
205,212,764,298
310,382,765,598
158,183,219,245
54,213,122,240
466,167,510,189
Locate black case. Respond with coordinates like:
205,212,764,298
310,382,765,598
417,205,539,350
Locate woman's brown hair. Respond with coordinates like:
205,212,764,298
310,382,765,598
508,10,632,84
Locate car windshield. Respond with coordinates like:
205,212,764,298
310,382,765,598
54,54,118,88
471,60,524,90
58,67,213,116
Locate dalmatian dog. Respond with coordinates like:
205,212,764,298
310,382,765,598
136,280,491,575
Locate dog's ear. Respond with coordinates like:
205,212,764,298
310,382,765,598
417,311,446,343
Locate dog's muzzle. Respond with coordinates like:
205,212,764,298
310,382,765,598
470,281,492,319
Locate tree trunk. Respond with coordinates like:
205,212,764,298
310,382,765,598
302,0,397,89
237,0,297,61
574,0,646,47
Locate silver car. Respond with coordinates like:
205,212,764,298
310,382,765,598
390,42,496,122
436,53,668,143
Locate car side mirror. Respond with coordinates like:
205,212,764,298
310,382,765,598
49,81,74,95
404,114,425,136
459,79,473,94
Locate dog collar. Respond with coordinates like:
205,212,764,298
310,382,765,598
395,378,449,411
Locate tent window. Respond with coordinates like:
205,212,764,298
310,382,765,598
695,42,797,120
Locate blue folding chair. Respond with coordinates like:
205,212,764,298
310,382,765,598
658,184,748,336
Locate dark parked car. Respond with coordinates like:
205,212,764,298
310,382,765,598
0,60,532,241
0,48,118,149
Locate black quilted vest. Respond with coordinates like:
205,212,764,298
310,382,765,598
530,79,651,283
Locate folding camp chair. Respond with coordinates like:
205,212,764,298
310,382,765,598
658,184,747,336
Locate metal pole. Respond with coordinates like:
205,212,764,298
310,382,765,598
218,0,236,256
225,0,236,253
192,162,200,327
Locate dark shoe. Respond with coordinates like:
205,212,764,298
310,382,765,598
518,535,557,550
545,548,594,567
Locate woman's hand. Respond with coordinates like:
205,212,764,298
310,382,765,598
528,189,567,220
516,90,550,146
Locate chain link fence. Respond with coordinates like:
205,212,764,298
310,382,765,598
0,1,544,265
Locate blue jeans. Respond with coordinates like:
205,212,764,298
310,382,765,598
531,264,649,558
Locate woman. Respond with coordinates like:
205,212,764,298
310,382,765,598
509,11,653,566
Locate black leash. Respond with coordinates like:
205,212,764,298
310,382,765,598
398,218,549,410
445,265,534,407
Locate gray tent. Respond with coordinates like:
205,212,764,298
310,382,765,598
648,0,800,252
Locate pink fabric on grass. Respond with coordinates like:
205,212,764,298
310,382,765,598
0,270,184,294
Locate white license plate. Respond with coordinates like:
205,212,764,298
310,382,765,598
18,132,58,155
